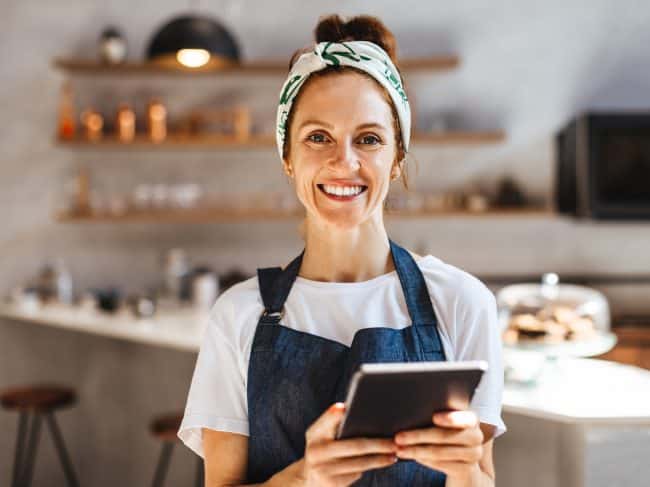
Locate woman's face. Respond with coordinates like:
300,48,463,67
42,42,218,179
284,71,400,229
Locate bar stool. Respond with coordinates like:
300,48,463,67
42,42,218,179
0,384,80,487
150,412,203,487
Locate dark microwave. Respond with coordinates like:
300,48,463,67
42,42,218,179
556,113,650,220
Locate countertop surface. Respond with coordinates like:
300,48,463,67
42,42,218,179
0,300,206,352
502,357,650,424
2,301,650,424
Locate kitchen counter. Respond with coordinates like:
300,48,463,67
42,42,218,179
3,301,650,419
2,302,650,486
496,358,650,487
502,357,650,423
0,301,206,352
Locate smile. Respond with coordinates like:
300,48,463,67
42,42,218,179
317,184,368,201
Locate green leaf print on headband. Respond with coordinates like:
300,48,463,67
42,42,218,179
321,42,407,106
278,109,289,139
278,74,305,140
279,74,304,105
320,42,372,66
382,62,408,105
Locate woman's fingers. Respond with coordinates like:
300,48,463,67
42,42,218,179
308,437,397,463
396,444,484,463
432,410,479,429
316,453,398,476
395,423,483,447
303,402,406,486
305,402,346,443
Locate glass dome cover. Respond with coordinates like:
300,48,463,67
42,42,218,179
497,273,611,349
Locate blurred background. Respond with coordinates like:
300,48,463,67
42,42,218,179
1,1,650,486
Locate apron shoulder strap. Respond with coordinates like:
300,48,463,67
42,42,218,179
389,239,438,326
256,250,305,317
256,267,283,314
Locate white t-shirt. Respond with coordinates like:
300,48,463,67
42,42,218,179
178,254,507,458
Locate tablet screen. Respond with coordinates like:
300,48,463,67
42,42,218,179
337,361,487,439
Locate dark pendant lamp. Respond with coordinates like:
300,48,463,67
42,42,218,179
146,14,240,69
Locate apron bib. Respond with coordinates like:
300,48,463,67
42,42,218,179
246,239,447,486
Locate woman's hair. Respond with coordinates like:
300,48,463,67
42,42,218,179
284,14,412,190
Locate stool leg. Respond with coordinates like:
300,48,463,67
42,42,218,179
44,412,80,487
18,412,42,487
151,442,174,487
195,456,204,487
10,411,30,487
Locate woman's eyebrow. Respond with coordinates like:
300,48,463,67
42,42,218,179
298,119,388,131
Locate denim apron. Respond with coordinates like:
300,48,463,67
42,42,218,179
246,239,447,486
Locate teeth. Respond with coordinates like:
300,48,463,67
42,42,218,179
322,184,364,196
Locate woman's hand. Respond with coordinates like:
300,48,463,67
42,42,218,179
300,402,398,487
393,410,485,483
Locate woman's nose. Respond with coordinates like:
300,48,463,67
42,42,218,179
329,140,360,171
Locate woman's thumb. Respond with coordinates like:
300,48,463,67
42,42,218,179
306,402,346,442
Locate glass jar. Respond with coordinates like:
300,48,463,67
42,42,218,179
497,273,613,355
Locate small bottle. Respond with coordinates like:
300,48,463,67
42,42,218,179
81,108,104,141
163,248,189,303
116,103,136,142
58,81,76,140
233,105,251,140
54,259,74,305
74,167,91,215
147,99,167,143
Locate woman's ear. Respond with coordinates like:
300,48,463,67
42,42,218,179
282,159,294,178
390,160,403,181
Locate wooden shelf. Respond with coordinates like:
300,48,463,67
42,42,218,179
55,131,505,150
412,131,505,144
54,56,459,76
55,134,276,150
55,208,303,223
55,207,552,224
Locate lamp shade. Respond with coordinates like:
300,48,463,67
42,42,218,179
146,15,240,68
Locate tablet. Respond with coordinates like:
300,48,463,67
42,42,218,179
336,360,487,440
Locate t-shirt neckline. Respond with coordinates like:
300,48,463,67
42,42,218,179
294,255,433,290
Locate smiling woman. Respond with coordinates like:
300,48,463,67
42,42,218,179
178,13,506,487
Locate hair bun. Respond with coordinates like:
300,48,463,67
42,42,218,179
315,14,398,65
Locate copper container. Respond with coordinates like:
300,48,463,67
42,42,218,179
57,81,76,140
81,108,103,141
116,103,135,142
147,99,167,143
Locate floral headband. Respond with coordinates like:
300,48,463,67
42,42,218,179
276,40,411,159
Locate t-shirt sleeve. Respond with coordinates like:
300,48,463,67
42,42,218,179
455,275,507,440
178,296,250,459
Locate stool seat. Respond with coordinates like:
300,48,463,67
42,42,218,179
150,413,183,441
2,384,79,487
1,384,76,412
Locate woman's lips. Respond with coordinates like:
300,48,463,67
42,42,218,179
317,184,368,202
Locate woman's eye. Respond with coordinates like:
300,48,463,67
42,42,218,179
307,133,327,143
359,134,381,145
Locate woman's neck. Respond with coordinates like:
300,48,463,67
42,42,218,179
298,216,395,283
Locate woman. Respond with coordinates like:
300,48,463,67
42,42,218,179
179,14,506,487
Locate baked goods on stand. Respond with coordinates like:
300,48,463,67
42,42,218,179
497,273,617,384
